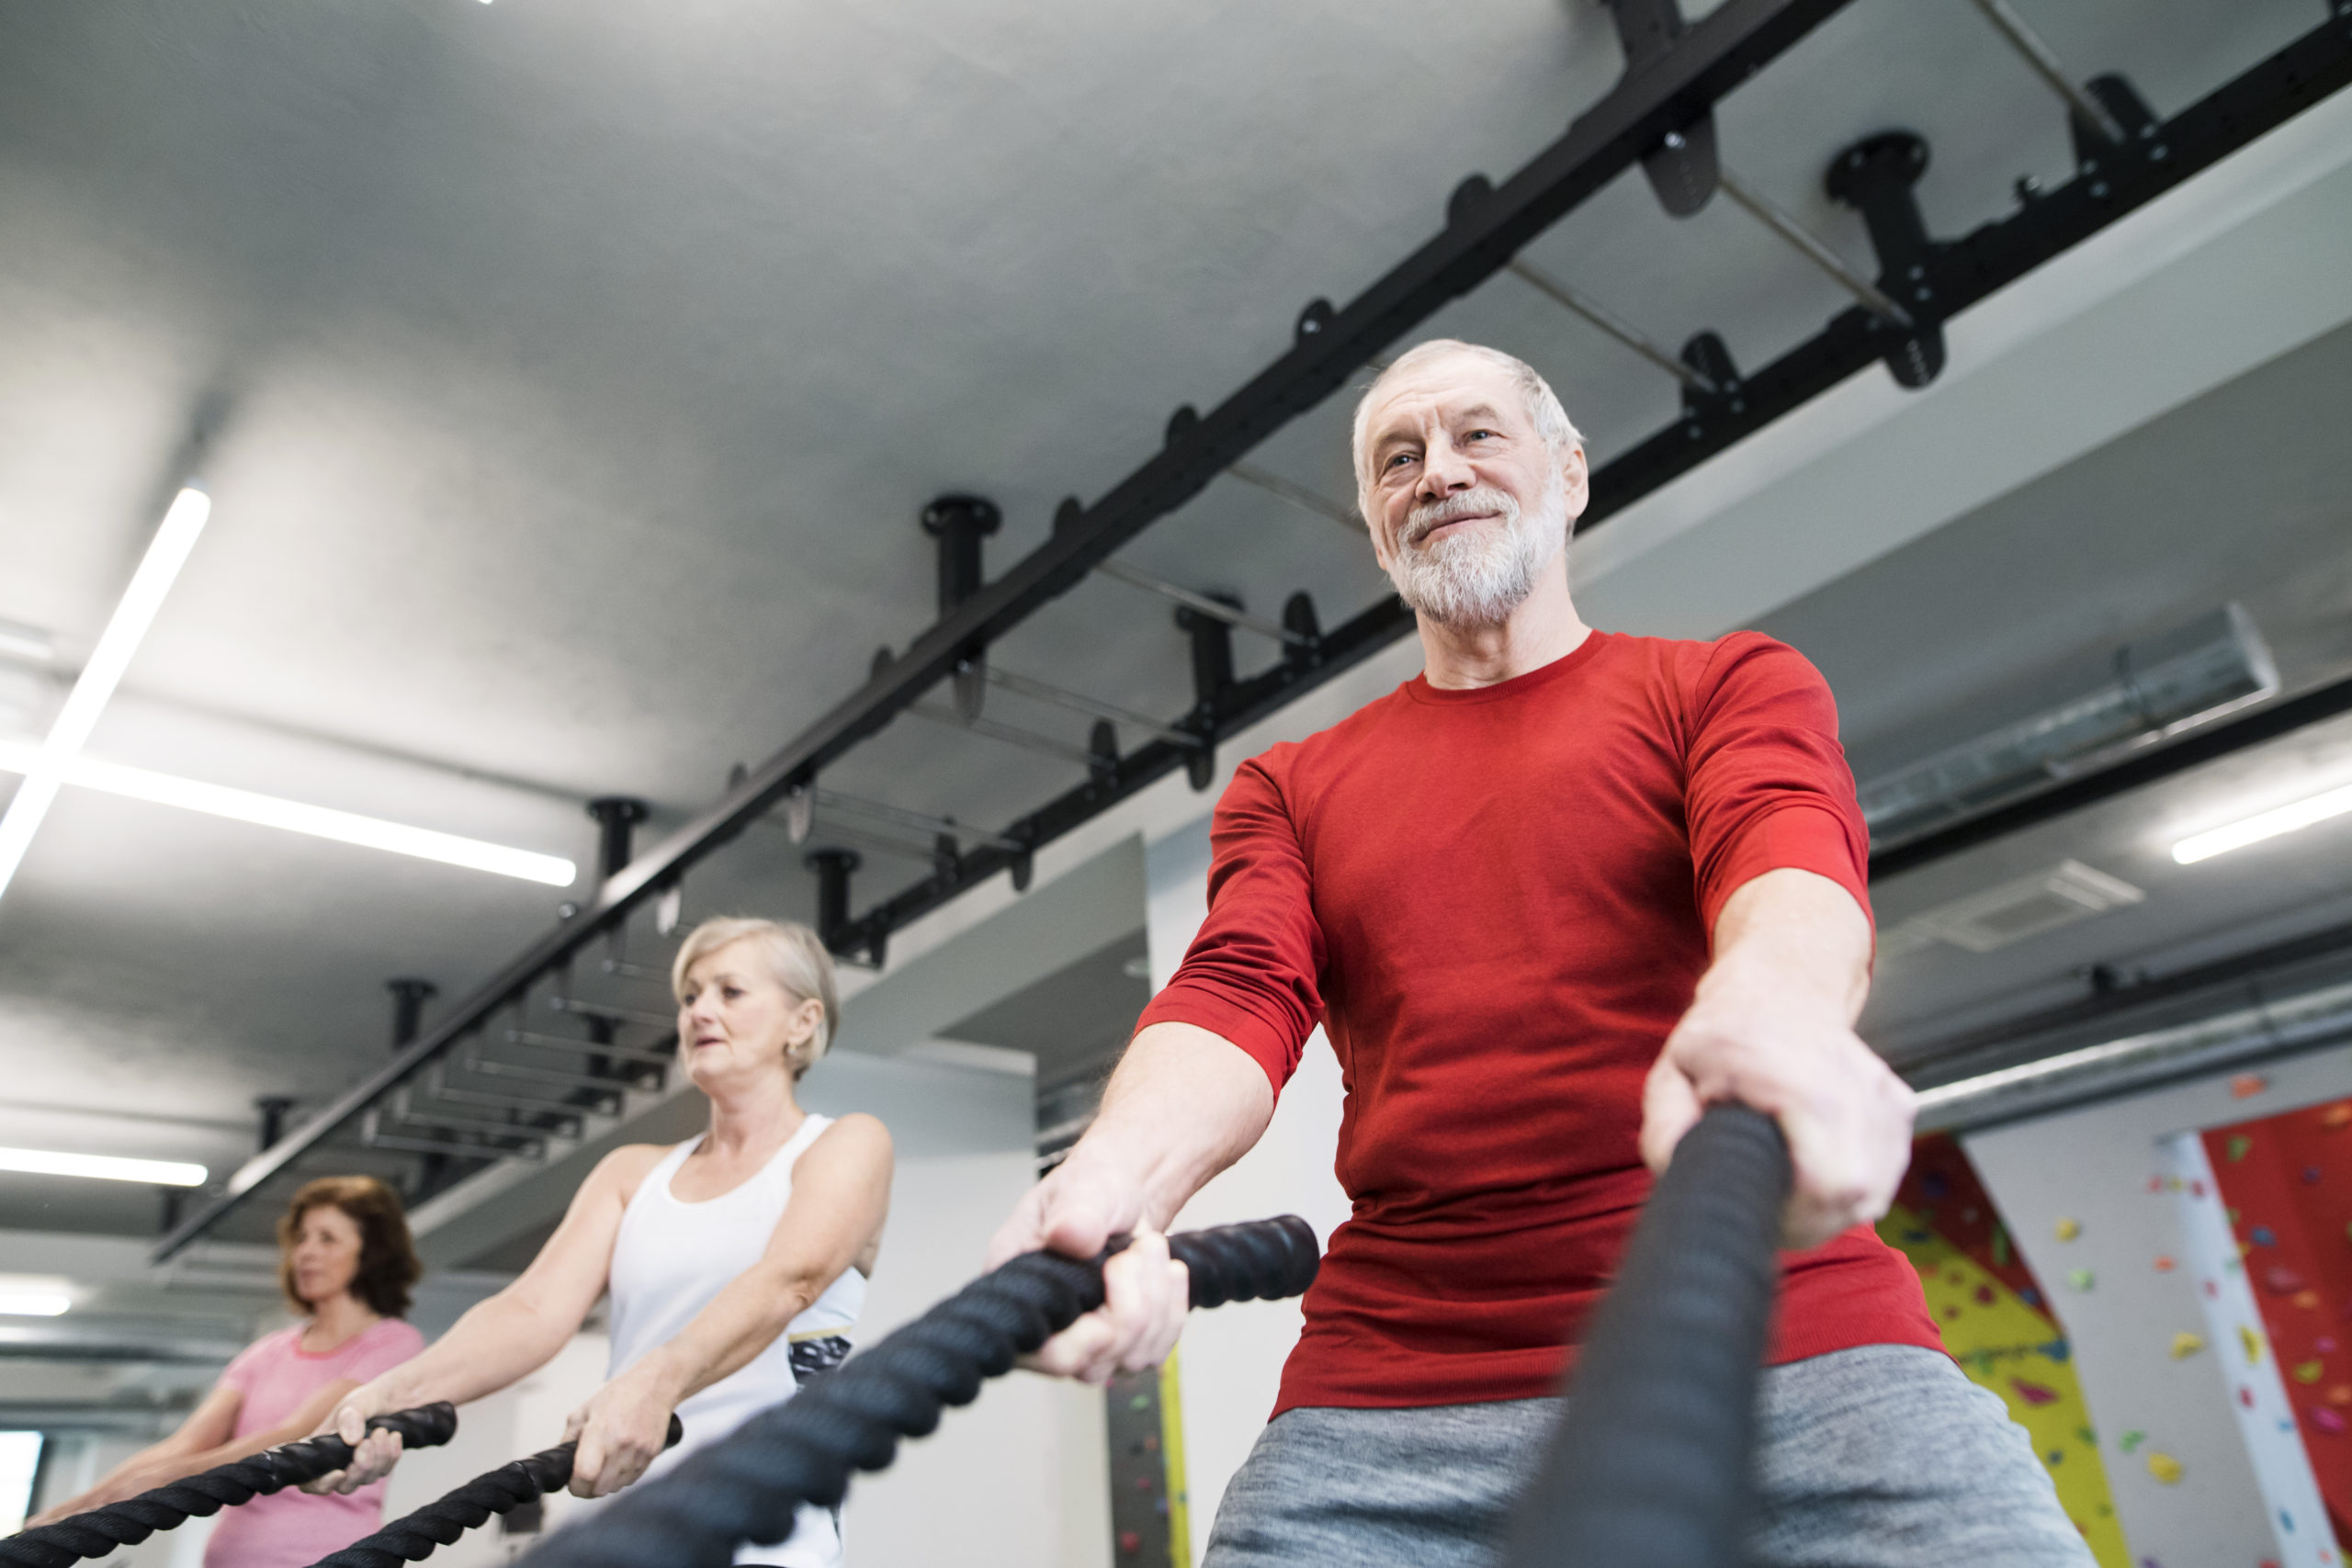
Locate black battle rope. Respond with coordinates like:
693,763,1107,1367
0,1404,458,1568
1501,1103,1793,1568
306,1415,684,1568
515,1214,1321,1568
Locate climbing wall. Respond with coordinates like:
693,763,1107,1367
1965,1043,2352,1567
2193,1092,2352,1548
1880,1134,2130,1566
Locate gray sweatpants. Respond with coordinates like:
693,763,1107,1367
1204,1344,2095,1567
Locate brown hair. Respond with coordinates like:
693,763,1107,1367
671,916,842,1080
277,1176,424,1319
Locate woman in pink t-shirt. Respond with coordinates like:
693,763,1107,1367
30,1175,426,1568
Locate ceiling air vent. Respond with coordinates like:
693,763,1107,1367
1860,604,2277,850
1879,860,2145,958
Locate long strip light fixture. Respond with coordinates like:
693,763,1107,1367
0,743,578,886
2173,781,2352,865
0,1146,208,1186
0,486,211,903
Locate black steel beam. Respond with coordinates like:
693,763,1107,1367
153,0,1865,1259
1869,669,2352,882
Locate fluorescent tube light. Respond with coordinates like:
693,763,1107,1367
2173,781,2352,865
0,1294,69,1318
0,742,577,887
0,487,211,902
0,1146,208,1186
0,621,52,666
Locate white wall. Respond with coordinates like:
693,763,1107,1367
1143,817,1351,1566
1963,1041,2352,1566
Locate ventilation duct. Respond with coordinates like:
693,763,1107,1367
1860,604,2278,849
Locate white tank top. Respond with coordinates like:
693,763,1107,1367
607,1114,866,1566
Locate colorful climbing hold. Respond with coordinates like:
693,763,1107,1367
2054,1217,2082,1241
2146,1175,2165,1194
1991,1225,2010,1267
2305,1166,2324,1185
2244,1325,2266,1364
2297,1290,2323,1312
2242,1386,2257,1408
2264,1263,2303,1292
2171,1332,2205,1359
2253,1226,2278,1249
2068,1268,2095,1292
2330,1385,2352,1406
2118,1429,2144,1452
2145,1451,2184,1484
2041,1338,2072,1363
1921,1170,1950,1199
2011,1378,2061,1406
2312,1407,2347,1436
1973,1283,1995,1305
2324,1102,2352,1129
2231,1073,2268,1099
2294,1360,2324,1384
2154,1255,2176,1272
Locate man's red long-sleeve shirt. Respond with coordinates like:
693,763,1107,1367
1135,629,1941,1416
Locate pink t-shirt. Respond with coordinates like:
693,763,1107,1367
202,1318,425,1568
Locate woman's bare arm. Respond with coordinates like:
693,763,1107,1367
311,1145,660,1490
562,1115,894,1497
26,1383,243,1525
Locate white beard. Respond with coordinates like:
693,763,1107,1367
1385,476,1566,629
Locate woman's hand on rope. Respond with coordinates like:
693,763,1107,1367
985,1153,1191,1385
24,1458,168,1527
562,1362,681,1499
303,1382,409,1495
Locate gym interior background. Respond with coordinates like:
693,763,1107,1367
3,0,2350,1563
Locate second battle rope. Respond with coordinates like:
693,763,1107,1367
0,1404,458,1568
516,1214,1321,1568
1500,1103,1793,1568
308,1416,684,1568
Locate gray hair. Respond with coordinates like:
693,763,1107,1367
671,915,841,1078
1350,340,1582,526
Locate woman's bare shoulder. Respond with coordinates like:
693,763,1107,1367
593,1142,681,1206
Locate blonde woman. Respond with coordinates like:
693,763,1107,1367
315,917,892,1568
31,1176,425,1568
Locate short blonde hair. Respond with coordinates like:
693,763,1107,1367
1350,339,1583,525
671,916,841,1079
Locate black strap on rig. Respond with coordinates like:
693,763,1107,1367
1500,1103,1792,1568
306,1415,684,1568
514,1214,1321,1568
0,1404,458,1568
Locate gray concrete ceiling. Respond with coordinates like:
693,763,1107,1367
0,0,2342,1246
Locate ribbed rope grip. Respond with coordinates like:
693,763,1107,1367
514,1215,1318,1568
0,1404,458,1568
308,1416,682,1568
1501,1104,1791,1568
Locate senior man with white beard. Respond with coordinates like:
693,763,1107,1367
989,340,2092,1566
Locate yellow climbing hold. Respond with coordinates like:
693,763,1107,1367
2146,1451,2184,1484
2055,1217,2082,1241
2171,1332,2205,1360
2242,1325,2266,1365
2296,1359,2325,1384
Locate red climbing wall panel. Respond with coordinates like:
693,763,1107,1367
2203,1095,2352,1544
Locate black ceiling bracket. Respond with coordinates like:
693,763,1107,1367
1177,600,1239,789
1283,592,1324,671
1675,331,1746,442
585,796,650,883
2071,74,2160,172
387,977,438,1051
1088,718,1120,784
1824,130,1947,388
922,495,1003,720
805,848,863,959
1607,0,1721,216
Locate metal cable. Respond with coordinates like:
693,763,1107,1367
307,1417,683,1568
515,1216,1320,1568
0,1404,458,1568
1501,1105,1792,1568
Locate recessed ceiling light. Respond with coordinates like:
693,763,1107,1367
2172,782,2352,865
0,1293,69,1317
0,486,209,903
0,1146,208,1186
0,743,578,886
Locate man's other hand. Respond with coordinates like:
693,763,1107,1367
1640,867,1913,1250
984,1156,1191,1383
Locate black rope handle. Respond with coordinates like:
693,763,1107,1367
1501,1103,1792,1568
514,1214,1321,1568
306,1415,684,1568
0,1404,459,1568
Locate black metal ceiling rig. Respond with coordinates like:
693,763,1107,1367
155,0,2352,1258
